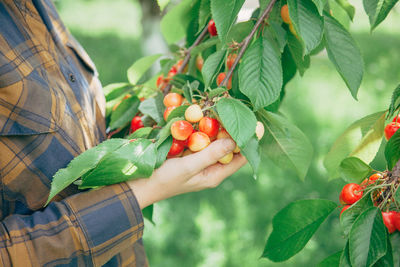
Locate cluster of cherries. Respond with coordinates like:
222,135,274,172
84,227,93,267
384,115,400,140
339,173,400,234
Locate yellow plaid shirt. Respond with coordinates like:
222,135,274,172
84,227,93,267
0,0,147,266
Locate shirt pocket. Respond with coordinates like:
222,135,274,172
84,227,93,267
0,43,66,136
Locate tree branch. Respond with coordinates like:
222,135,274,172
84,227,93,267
164,26,209,95
220,0,278,87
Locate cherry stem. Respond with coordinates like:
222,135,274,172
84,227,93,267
220,0,278,88
164,26,210,95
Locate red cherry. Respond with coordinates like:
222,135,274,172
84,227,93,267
208,19,218,36
360,173,382,188
385,122,400,140
340,205,351,217
339,183,363,205
392,212,400,231
156,75,168,91
392,115,400,123
130,116,144,133
164,93,183,107
164,106,176,121
382,211,397,234
171,120,193,141
167,66,178,78
216,72,232,89
168,139,186,157
199,117,220,138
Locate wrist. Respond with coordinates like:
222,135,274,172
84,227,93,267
127,178,164,209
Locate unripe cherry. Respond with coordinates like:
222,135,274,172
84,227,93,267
168,139,186,157
130,116,144,133
280,5,291,24
185,104,203,123
164,106,176,121
164,93,183,107
256,121,265,140
196,56,204,71
171,120,193,141
208,19,218,36
218,152,234,164
188,132,210,152
216,72,232,89
199,117,220,138
384,122,400,140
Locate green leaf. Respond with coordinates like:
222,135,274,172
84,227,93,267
46,139,128,205
240,136,261,178
139,92,165,124
395,186,400,205
156,136,173,169
216,98,257,148
190,37,220,56
156,117,183,147
374,236,394,267
161,0,194,44
258,110,313,180
142,204,155,224
109,95,141,130
210,0,245,42
239,36,282,110
103,83,131,101
208,87,228,98
341,192,374,236
80,139,157,187
287,0,324,54
349,207,387,267
198,0,211,30
287,33,310,76
202,49,226,89
387,84,400,119
182,82,194,104
384,126,400,170
324,111,386,179
127,54,162,85
339,157,372,184
157,0,170,11
363,0,398,30
265,22,287,53
226,21,254,44
317,251,341,267
324,13,364,99
126,127,153,139
391,232,400,267
336,0,356,20
312,0,328,15
340,242,352,267
262,199,337,262
167,105,189,122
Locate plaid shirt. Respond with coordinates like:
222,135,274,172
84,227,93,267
0,0,147,266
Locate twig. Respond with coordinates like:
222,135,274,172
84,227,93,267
164,26,209,95
220,0,278,87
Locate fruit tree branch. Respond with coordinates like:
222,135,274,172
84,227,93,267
164,26,209,95
220,0,277,87
390,158,400,182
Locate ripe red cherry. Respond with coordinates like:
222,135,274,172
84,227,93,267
382,211,397,234
216,72,232,89
392,212,400,231
208,19,217,36
199,117,220,138
164,106,176,121
164,93,183,107
340,205,351,217
360,173,382,188
130,116,144,133
168,139,186,157
384,122,400,140
227,54,237,70
156,74,168,91
392,115,400,123
167,66,178,78
171,120,193,141
188,131,211,152
339,183,363,205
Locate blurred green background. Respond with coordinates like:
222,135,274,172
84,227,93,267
56,0,400,266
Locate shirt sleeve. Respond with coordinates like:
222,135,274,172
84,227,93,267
0,182,144,267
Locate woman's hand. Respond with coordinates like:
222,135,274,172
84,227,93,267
127,138,247,209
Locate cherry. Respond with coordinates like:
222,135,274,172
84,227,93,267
384,122,400,140
167,66,178,78
340,205,351,217
217,72,232,89
392,212,400,231
339,183,363,205
164,106,176,121
208,19,218,36
219,152,234,164
256,121,265,140
280,4,291,24
182,149,193,157
185,104,203,123
157,74,168,91
130,116,144,133
227,54,237,70
360,173,382,188
196,56,204,71
171,120,193,141
199,117,220,138
188,131,210,152
174,59,188,73
164,93,183,107
382,211,397,234
168,139,186,157
393,115,400,123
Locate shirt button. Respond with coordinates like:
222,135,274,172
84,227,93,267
69,73,76,82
